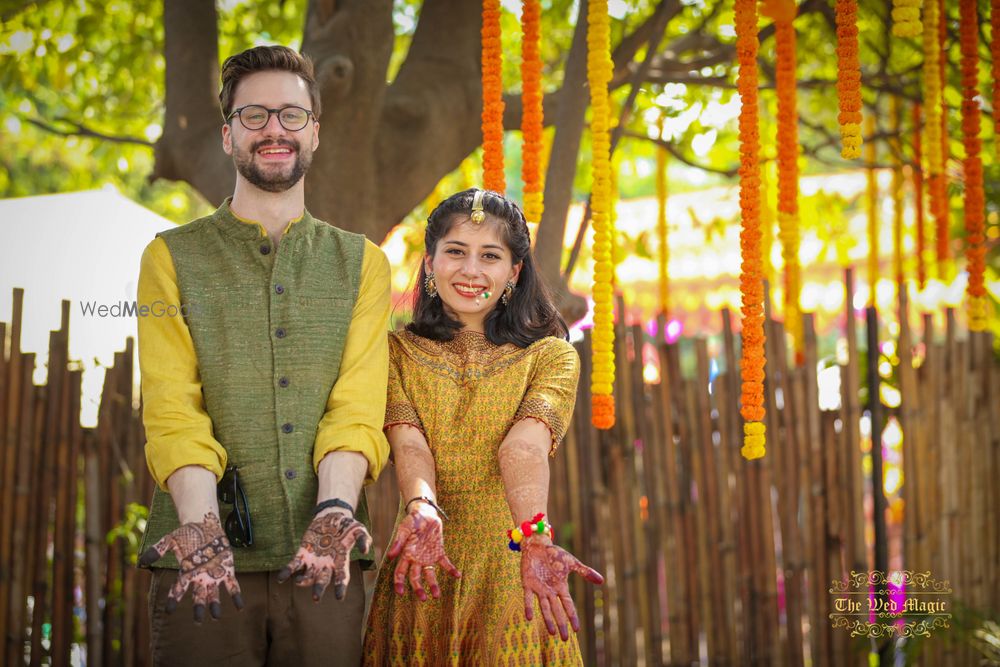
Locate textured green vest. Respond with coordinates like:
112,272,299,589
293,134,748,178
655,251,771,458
140,200,372,571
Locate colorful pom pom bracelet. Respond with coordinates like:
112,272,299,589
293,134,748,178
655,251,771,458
506,512,554,551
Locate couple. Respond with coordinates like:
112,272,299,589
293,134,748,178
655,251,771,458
136,45,601,666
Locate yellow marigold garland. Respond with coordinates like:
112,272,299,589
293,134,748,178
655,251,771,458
520,0,544,224
923,0,947,280
481,0,506,193
891,97,905,291
912,103,927,289
937,0,951,276
736,0,766,459
836,0,863,159
656,118,669,316
892,0,923,37
866,114,879,307
764,0,802,356
588,0,615,430
993,0,1000,142
959,0,987,329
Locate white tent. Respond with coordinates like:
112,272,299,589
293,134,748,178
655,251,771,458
0,186,177,426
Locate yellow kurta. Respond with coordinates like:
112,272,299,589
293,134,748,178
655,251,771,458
363,330,583,666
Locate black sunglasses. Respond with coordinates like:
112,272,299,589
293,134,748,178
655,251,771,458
217,465,253,548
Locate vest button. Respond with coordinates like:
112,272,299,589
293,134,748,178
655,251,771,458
275,327,286,339
275,284,285,295
284,469,296,480
278,377,290,388
281,422,294,434
260,244,271,255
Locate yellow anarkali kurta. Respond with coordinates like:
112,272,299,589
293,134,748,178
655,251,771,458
363,329,582,666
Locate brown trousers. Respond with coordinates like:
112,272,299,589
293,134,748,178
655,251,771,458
148,564,365,667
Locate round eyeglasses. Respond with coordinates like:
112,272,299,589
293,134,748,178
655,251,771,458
227,105,314,131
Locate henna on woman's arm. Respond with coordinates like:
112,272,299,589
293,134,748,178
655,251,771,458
278,510,371,601
138,512,243,622
520,534,604,641
386,507,461,601
497,436,550,518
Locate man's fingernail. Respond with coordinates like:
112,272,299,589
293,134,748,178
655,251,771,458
233,594,244,610
209,602,222,619
193,604,205,623
359,537,370,553
312,584,323,601
294,575,305,585
276,568,290,583
165,598,178,614
138,547,160,567
334,584,346,600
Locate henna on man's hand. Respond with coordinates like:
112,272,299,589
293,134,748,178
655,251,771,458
138,512,243,622
278,510,371,601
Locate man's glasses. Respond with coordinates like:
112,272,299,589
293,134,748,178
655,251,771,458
227,104,314,131
217,465,253,547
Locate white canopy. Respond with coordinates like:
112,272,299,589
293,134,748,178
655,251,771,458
0,186,176,425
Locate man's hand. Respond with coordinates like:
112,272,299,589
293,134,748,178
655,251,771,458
278,510,371,601
138,512,244,622
386,504,461,601
520,534,603,641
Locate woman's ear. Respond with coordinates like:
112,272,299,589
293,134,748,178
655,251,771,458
424,254,434,275
509,261,523,285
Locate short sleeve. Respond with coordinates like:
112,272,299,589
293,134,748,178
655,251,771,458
513,338,581,454
384,336,425,434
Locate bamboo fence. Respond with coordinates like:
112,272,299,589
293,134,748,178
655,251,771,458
1,271,997,665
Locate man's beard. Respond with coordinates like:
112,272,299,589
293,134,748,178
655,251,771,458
233,138,312,193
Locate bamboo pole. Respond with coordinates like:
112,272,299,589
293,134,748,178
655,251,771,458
0,288,24,656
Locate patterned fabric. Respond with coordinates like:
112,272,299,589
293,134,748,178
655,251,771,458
364,330,582,666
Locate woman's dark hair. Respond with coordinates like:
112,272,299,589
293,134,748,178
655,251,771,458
407,188,569,347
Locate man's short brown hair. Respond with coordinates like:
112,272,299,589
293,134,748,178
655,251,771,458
219,45,321,120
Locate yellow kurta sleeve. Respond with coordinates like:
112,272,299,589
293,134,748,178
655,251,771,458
384,336,425,435
513,339,581,454
313,240,392,483
138,237,227,491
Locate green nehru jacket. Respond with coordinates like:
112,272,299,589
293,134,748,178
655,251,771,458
140,200,379,571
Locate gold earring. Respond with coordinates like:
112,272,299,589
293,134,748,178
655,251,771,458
501,280,515,305
424,272,438,298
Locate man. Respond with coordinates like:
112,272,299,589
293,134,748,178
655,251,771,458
136,45,390,666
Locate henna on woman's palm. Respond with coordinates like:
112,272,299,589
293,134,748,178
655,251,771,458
138,512,243,622
520,535,604,641
387,509,461,601
278,510,371,601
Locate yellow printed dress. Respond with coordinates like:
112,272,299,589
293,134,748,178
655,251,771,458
363,330,582,666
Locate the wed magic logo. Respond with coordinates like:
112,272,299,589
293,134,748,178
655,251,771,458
78,300,201,318
829,570,952,639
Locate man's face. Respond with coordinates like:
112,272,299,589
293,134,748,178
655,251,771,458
222,70,319,193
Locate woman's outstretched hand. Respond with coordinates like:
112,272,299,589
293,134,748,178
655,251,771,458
387,503,461,601
519,534,604,641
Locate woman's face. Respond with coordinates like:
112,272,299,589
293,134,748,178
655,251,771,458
426,216,522,332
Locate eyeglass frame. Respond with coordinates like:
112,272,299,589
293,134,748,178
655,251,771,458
217,464,254,548
226,104,316,132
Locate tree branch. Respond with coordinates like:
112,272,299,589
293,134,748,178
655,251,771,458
624,131,738,176
23,117,154,147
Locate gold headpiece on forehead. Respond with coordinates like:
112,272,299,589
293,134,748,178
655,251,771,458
470,189,486,224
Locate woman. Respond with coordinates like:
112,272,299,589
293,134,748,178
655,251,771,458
363,189,603,665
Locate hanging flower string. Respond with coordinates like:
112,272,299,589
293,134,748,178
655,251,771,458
764,0,802,356
866,115,879,307
891,97,905,292
922,0,947,281
912,103,927,289
959,0,987,330
892,0,922,37
587,0,615,430
835,0,862,159
656,119,670,317
993,0,1000,143
937,0,951,278
736,0,766,459
520,0,544,224
481,0,506,193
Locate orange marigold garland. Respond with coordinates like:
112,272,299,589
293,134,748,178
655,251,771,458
836,0,863,159
481,0,506,193
912,103,927,289
764,0,802,356
993,0,1000,141
521,0,544,224
588,0,615,430
937,0,951,276
892,0,923,37
736,0,766,459
959,0,987,330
